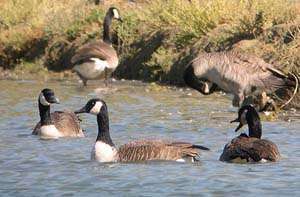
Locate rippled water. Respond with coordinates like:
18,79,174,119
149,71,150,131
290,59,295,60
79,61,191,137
0,80,299,196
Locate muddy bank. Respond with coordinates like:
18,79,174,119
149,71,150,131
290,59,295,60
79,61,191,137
0,0,299,108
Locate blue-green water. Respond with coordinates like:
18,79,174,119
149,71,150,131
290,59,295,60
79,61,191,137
0,80,299,196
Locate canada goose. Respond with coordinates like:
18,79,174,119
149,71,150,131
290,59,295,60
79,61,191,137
32,89,84,139
71,7,123,86
75,98,209,163
184,51,296,107
219,105,280,163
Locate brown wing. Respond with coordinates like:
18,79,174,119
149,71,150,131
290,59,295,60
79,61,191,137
219,135,280,162
228,51,289,90
71,40,117,65
249,139,280,161
117,140,202,162
32,111,83,137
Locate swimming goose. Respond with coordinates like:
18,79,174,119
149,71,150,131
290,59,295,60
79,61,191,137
32,89,84,139
219,105,280,163
75,98,209,163
71,7,122,86
184,51,296,107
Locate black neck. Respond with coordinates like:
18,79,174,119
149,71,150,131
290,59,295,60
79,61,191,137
38,102,52,126
96,106,114,146
184,65,216,95
246,108,262,138
103,14,112,44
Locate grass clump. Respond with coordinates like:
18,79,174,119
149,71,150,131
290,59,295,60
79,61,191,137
0,0,299,84
0,0,96,68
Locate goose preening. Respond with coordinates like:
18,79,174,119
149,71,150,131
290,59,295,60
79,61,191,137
33,89,84,139
219,105,280,163
184,51,296,107
75,98,210,163
71,7,123,86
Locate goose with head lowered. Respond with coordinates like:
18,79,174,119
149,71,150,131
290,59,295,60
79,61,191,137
33,89,84,139
75,99,210,163
184,51,297,107
219,105,280,163
71,7,123,86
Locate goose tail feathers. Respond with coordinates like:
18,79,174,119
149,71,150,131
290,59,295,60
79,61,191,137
192,144,210,151
262,68,298,92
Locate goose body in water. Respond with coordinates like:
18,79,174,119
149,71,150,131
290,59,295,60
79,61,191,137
184,51,296,107
71,7,122,86
219,105,280,163
75,99,209,163
33,89,84,139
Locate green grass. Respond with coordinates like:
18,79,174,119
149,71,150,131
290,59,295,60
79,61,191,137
0,0,299,77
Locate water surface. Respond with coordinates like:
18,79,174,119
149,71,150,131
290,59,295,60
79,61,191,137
0,80,299,196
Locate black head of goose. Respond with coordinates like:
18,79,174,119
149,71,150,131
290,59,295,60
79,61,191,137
184,51,297,107
32,88,84,139
219,105,280,163
75,98,210,163
71,7,123,86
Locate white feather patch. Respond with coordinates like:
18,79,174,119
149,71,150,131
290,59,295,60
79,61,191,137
90,101,103,115
39,93,50,106
91,141,117,162
112,9,120,19
90,58,109,72
40,125,63,139
176,159,186,163
259,158,268,163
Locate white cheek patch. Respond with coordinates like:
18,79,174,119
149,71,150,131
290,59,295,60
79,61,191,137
90,101,103,115
203,82,209,94
112,9,120,19
39,93,50,106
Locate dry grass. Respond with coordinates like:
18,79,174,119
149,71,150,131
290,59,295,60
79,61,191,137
130,0,296,46
0,0,94,48
0,0,299,75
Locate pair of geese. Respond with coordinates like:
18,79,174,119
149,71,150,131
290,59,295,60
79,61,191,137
33,88,280,163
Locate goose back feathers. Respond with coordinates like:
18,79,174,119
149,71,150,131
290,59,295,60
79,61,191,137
219,105,280,163
33,111,83,137
184,51,295,106
71,41,118,71
117,140,207,162
219,135,280,162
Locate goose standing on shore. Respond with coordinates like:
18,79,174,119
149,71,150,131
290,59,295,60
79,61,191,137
184,51,296,107
33,89,84,139
75,98,209,163
219,105,280,163
71,7,122,86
